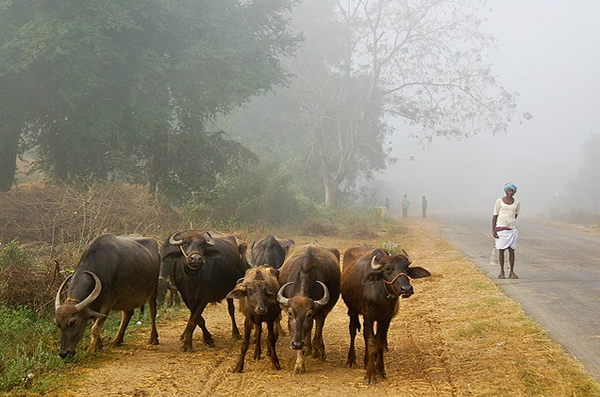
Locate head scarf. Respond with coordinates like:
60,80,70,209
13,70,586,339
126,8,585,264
504,182,517,193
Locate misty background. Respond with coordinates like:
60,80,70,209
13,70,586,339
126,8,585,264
382,0,600,215
1,1,599,225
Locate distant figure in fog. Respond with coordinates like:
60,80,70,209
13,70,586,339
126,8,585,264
421,196,428,218
492,182,521,279
385,198,391,218
401,195,409,218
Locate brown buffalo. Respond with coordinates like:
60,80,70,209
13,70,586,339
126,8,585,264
54,234,160,358
341,246,430,384
277,244,341,374
226,265,282,372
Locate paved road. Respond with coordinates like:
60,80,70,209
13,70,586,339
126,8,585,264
432,208,600,380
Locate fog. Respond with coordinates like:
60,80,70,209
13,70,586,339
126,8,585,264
381,0,600,215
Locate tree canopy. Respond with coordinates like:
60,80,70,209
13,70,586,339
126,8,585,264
0,0,300,195
231,0,518,207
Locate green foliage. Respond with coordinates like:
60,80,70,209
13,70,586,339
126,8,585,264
181,163,315,229
0,304,64,393
0,240,33,269
0,0,302,194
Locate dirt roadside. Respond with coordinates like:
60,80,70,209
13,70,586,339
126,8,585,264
30,219,600,397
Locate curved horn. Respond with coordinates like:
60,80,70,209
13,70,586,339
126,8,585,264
400,249,412,265
55,274,74,310
169,232,184,246
203,232,215,246
277,282,294,306
74,271,102,312
370,255,384,271
314,281,330,307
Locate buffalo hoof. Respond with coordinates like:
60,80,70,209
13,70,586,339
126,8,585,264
345,360,357,369
181,344,193,352
364,375,381,385
232,362,244,373
294,364,306,374
271,358,281,370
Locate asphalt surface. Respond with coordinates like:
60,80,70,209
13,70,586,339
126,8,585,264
432,208,600,380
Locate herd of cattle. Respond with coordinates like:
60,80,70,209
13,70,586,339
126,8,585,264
54,231,431,384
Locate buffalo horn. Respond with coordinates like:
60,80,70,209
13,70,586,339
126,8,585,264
203,232,215,246
314,281,330,307
55,274,74,310
169,233,184,246
401,249,412,264
370,255,384,270
277,282,294,306
74,271,102,312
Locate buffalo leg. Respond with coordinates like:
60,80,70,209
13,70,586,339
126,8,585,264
182,304,206,351
111,309,134,347
375,319,391,379
233,318,253,373
227,298,241,340
363,318,379,384
148,290,159,345
266,320,281,370
294,349,306,374
311,315,326,360
89,315,109,353
254,322,262,360
346,311,360,368
194,313,215,347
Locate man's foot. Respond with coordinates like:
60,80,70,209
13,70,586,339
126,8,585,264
498,272,505,279
509,272,518,279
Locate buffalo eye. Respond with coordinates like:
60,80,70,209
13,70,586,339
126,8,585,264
306,311,314,320
68,318,78,328
246,287,254,294
288,309,295,318
384,265,392,273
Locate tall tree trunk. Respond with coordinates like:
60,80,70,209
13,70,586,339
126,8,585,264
0,123,20,192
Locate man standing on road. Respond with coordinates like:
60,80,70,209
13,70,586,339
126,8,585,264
492,182,521,279
401,195,409,218
422,196,428,218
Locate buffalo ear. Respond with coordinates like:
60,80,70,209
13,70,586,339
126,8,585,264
408,266,431,279
84,309,106,320
238,242,247,257
226,285,247,300
364,272,383,283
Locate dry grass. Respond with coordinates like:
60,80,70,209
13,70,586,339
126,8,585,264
24,218,600,397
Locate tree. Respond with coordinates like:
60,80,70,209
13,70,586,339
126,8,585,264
0,0,300,194
231,0,517,207
565,134,600,214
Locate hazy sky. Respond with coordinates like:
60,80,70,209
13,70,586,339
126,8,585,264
382,0,600,214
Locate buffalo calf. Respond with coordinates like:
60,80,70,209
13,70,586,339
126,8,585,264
226,265,282,372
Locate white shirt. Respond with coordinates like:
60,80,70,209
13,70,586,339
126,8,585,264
493,198,521,228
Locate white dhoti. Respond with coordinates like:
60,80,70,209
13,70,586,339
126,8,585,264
495,227,518,250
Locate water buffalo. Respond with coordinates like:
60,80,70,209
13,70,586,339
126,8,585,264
54,234,160,358
161,230,248,351
226,265,282,372
277,244,341,374
244,234,294,269
341,246,431,384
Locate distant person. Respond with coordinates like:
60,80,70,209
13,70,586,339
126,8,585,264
401,195,409,218
492,182,521,279
385,198,391,218
421,196,428,218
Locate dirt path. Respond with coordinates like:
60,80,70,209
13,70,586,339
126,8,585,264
44,220,599,397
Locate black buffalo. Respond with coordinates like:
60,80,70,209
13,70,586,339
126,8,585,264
244,234,294,269
341,246,430,384
54,234,160,358
161,230,248,351
277,244,341,374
